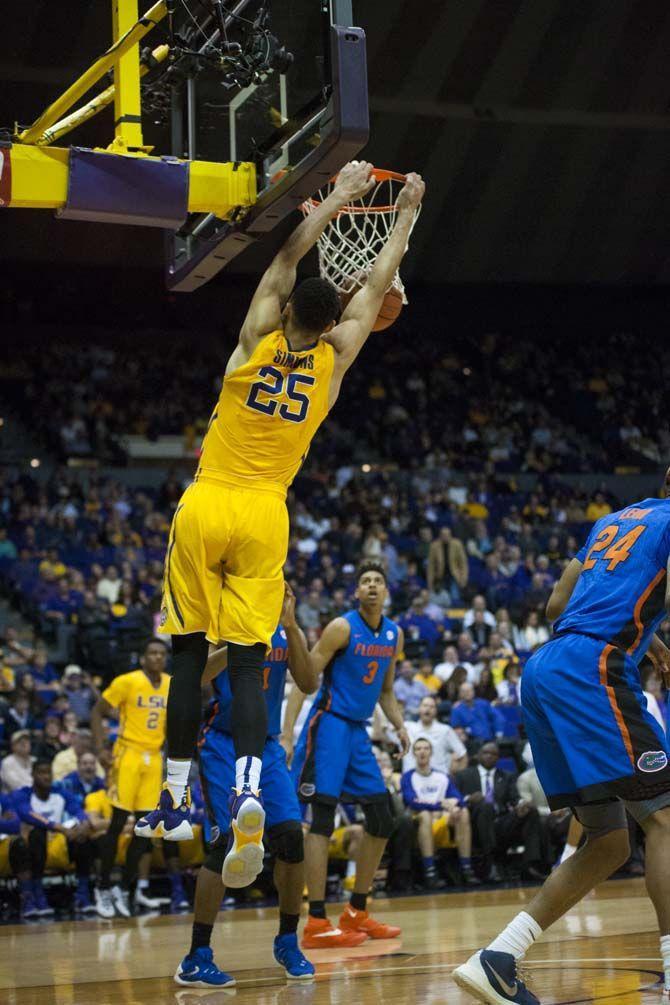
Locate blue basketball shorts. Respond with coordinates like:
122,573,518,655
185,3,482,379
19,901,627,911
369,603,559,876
521,633,670,809
291,706,386,805
199,731,301,843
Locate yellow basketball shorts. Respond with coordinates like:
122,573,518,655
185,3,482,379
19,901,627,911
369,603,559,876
160,477,289,647
432,815,456,850
46,832,72,872
108,741,163,813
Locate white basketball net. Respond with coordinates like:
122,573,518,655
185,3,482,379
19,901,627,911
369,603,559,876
300,171,420,304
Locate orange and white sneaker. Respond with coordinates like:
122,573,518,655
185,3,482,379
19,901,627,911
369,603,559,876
301,915,368,949
339,904,401,940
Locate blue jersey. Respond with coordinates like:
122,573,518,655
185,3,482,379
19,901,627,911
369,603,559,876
206,625,288,738
555,497,670,664
315,610,399,722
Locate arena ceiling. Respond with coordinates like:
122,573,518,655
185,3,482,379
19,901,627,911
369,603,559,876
3,0,670,286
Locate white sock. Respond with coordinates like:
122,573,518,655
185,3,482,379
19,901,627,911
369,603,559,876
487,911,543,960
346,860,356,878
166,758,191,803
235,756,262,793
560,842,577,864
660,934,670,989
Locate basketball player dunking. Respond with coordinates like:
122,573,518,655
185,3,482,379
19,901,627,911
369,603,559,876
136,163,425,891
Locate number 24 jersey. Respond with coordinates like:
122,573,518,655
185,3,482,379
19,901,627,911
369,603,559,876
556,497,670,663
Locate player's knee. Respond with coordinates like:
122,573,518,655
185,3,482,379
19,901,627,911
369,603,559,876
268,821,304,864
575,803,629,864
363,800,394,840
309,801,336,838
227,642,267,681
204,841,227,874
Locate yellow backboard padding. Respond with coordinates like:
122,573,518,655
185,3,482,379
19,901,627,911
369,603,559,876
188,160,257,218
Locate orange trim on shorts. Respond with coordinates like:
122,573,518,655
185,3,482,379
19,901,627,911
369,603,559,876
599,643,634,766
627,568,666,654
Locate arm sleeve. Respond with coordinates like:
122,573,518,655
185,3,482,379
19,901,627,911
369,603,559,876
101,673,129,710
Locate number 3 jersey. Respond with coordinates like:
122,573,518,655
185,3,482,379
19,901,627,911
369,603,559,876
198,329,335,497
555,497,670,663
315,610,399,722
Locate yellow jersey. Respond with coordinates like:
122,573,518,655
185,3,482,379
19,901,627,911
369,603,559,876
197,330,335,496
102,669,170,751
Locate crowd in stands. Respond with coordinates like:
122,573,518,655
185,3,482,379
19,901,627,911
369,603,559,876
0,453,667,918
2,324,668,473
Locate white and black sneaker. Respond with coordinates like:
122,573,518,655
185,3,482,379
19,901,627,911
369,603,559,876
111,885,131,918
94,887,116,920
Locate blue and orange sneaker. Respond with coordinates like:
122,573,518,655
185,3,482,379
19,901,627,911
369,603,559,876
273,933,315,981
135,783,193,841
174,946,236,988
453,949,540,1004
221,786,265,888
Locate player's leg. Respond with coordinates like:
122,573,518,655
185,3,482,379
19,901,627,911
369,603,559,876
453,638,635,1004
175,844,236,988
337,727,400,940
626,797,670,992
138,484,227,840
218,491,289,868
267,798,313,981
299,714,367,948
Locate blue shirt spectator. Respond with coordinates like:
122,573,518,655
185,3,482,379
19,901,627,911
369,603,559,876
59,753,106,809
61,666,98,724
451,682,502,743
398,597,442,656
394,660,430,718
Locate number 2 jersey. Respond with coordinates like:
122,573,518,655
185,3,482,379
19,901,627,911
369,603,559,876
315,610,399,722
101,669,170,750
204,625,289,738
198,330,335,497
555,497,670,664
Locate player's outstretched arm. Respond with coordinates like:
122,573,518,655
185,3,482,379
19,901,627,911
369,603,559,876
546,557,583,622
377,629,410,755
238,161,376,350
281,583,319,694
324,173,425,371
202,643,229,685
90,696,114,755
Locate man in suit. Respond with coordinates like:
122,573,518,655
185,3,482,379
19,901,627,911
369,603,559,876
455,742,546,882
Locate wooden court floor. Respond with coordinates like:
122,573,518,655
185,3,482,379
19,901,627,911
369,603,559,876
1,879,664,1005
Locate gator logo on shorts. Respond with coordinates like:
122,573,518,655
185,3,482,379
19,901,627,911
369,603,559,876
210,826,220,844
299,782,316,798
159,607,168,626
637,750,668,773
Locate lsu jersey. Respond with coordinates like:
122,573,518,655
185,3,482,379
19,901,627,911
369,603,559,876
315,610,399,722
197,330,335,496
205,624,289,738
102,669,170,750
556,497,670,663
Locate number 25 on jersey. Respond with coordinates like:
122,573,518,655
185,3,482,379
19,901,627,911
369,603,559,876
246,366,315,424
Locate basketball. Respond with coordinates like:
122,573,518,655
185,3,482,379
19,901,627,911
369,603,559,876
340,282,404,331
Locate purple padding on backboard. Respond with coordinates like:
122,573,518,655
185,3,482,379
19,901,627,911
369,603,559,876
58,147,188,229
